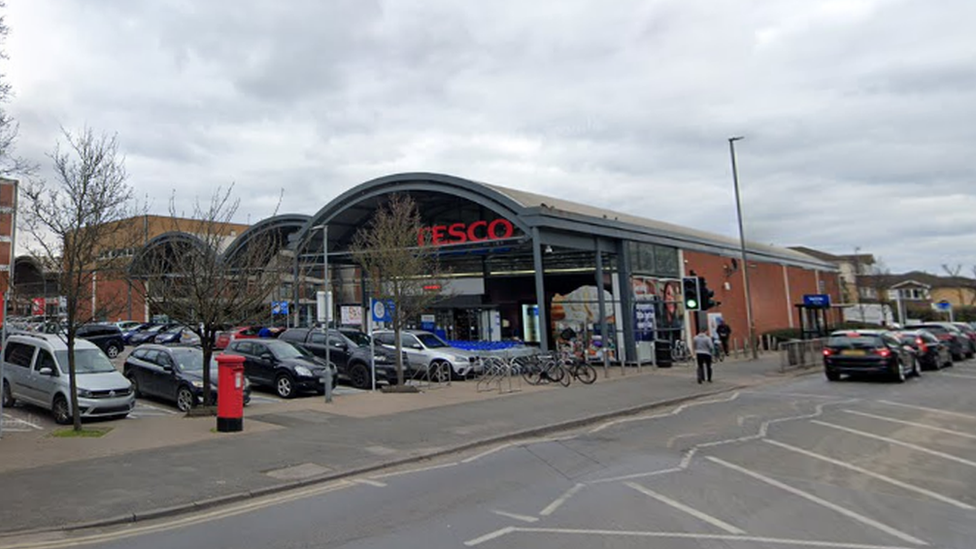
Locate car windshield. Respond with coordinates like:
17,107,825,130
827,335,884,349
416,333,449,348
55,349,116,374
342,331,371,347
170,348,210,371
918,326,948,336
267,341,313,360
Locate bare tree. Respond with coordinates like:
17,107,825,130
20,128,138,430
130,187,285,409
942,263,973,305
349,194,448,385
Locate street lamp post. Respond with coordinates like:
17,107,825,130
729,136,758,360
312,224,333,403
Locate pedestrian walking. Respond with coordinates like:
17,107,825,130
692,328,714,384
716,319,732,356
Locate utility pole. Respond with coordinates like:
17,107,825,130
729,136,758,360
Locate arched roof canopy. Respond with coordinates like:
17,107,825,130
129,231,211,276
13,256,47,288
293,173,532,261
222,213,310,268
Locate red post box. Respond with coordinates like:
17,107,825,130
216,354,246,432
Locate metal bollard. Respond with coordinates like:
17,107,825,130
322,366,333,403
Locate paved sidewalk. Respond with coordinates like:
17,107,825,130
0,353,789,534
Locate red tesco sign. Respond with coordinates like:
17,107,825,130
419,219,515,246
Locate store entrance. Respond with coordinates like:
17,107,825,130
430,308,502,342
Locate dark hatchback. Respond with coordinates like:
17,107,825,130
123,344,251,411
76,323,125,359
912,323,969,361
223,339,337,399
279,328,404,389
822,330,918,382
894,330,952,370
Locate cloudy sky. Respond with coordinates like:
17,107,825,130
4,0,975,274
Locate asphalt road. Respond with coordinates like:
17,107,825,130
7,359,976,549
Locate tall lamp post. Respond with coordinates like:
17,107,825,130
729,136,758,360
312,224,333,402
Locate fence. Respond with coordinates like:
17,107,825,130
778,338,825,372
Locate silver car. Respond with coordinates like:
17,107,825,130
2,333,135,424
373,330,483,381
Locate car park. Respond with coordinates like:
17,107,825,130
1,332,135,424
115,320,143,333
894,329,952,370
951,322,976,356
279,327,405,389
121,323,155,344
152,325,202,346
822,329,918,382
128,323,177,346
76,323,126,359
215,326,262,350
123,344,250,412
912,323,971,360
373,329,482,381
223,339,337,398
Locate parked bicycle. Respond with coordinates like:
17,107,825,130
671,339,692,363
563,360,597,384
521,355,569,386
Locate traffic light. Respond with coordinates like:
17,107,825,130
682,276,701,310
700,277,717,310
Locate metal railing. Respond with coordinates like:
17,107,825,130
778,338,824,372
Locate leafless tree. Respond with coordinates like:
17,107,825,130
129,186,285,408
20,128,138,431
349,194,448,385
942,263,975,305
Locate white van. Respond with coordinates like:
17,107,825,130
1,332,135,424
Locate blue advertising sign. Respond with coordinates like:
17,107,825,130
802,294,831,309
371,298,395,322
935,300,952,312
634,302,656,342
271,301,289,315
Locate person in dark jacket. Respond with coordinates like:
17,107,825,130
716,320,732,356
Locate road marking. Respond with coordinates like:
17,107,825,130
707,456,928,546
500,527,921,549
134,402,177,414
353,478,387,487
743,390,842,400
876,400,976,421
764,439,974,510
841,409,976,441
463,526,517,546
0,480,356,549
589,467,684,484
539,483,585,516
370,461,458,479
812,420,976,469
1,413,44,431
624,482,745,534
461,443,513,464
589,391,739,433
490,509,538,523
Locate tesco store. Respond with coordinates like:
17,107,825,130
277,172,840,364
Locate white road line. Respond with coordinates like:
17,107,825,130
461,443,512,464
353,478,387,487
763,439,975,510
539,483,585,516
370,461,458,479
589,391,739,433
812,420,976,469
706,456,928,546
742,390,842,400
841,409,976,441
134,402,177,414
508,527,920,549
589,467,684,484
490,509,538,523
876,400,976,421
2,413,43,430
463,526,517,546
624,482,746,534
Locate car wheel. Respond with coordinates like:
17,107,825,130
825,370,841,382
106,344,121,359
275,373,295,398
126,372,141,398
52,395,71,425
176,386,196,412
892,360,906,383
1,379,14,407
429,360,451,383
911,358,921,378
350,364,370,390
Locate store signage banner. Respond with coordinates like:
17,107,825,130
417,219,516,246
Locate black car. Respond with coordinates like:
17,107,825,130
76,323,125,359
124,344,251,411
129,324,177,346
822,330,918,382
279,328,405,389
894,330,953,371
224,339,337,399
912,323,968,361
122,323,155,345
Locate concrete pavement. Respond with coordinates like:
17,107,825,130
0,353,791,535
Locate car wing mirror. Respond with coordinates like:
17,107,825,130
260,352,275,361
38,367,55,376
412,344,423,350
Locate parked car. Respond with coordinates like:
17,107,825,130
373,329,482,381
951,322,976,357
129,323,176,346
912,323,971,361
152,325,202,346
123,344,250,411
279,328,406,389
894,329,952,370
215,326,262,350
76,323,126,359
115,320,143,333
1,332,134,424
223,339,337,398
822,329,918,382
122,323,156,345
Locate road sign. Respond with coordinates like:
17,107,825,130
802,294,831,308
271,301,289,315
371,298,394,323
935,300,952,312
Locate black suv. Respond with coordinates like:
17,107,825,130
77,323,125,359
822,330,918,382
279,328,405,389
223,339,337,399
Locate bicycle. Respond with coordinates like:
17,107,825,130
713,338,725,362
563,360,597,384
671,339,692,363
521,354,569,386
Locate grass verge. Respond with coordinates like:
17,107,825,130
50,427,113,438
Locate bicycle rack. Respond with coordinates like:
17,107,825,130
475,352,522,394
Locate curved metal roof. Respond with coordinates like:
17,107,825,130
223,213,310,264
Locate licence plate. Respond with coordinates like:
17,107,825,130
841,349,866,356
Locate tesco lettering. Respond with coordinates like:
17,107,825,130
418,219,515,246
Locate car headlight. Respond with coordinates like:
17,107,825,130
374,355,391,363
294,366,313,377
453,356,469,363
78,388,93,398
191,380,204,388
